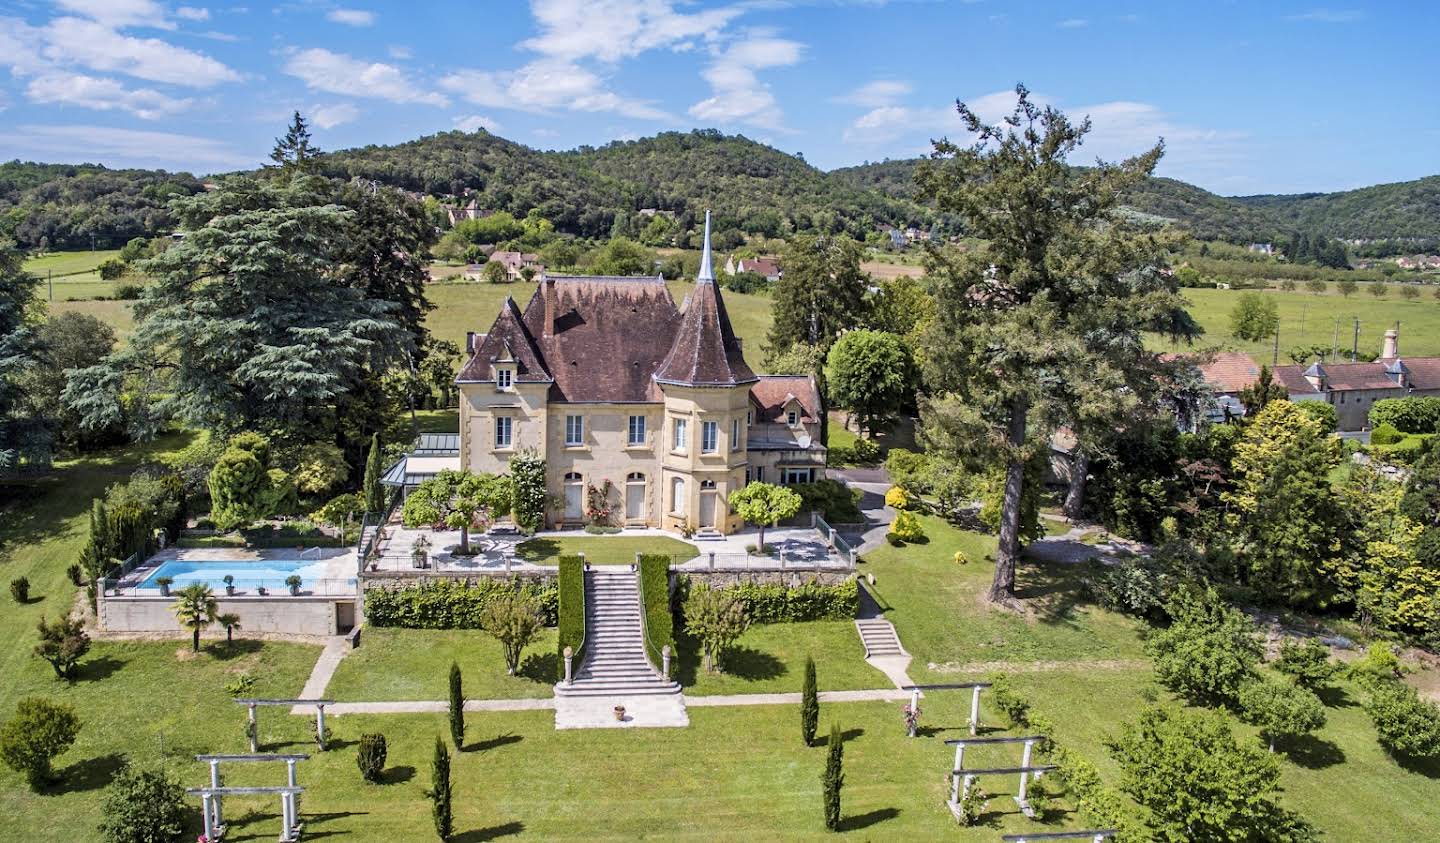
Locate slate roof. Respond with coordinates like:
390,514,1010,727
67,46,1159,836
1270,356,1440,394
457,210,760,402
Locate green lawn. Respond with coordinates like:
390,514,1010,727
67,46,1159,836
21,249,122,278
516,535,699,565
860,514,1149,680
679,620,886,696
327,628,559,701
1153,286,1440,359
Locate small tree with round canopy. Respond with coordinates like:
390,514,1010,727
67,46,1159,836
402,470,514,555
728,482,803,551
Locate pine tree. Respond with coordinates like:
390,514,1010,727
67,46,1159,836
364,433,385,514
801,656,819,747
914,84,1197,603
448,662,464,749
822,722,844,831
270,111,320,176
429,735,453,841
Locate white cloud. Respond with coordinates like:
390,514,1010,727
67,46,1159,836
441,59,669,119
26,71,193,119
455,114,501,133
1286,9,1364,23
284,48,448,106
688,34,803,130
53,0,174,30
176,6,211,21
0,17,49,74
387,45,412,60
327,8,376,27
1057,18,1089,28
834,79,911,108
521,0,740,63
0,124,252,171
42,17,240,87
308,102,360,129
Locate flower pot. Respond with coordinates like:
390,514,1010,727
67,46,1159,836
257,587,268,596
158,583,170,597
613,705,626,722
225,586,235,596
289,585,300,596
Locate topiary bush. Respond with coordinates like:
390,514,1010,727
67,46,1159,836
884,486,913,510
98,764,188,843
556,555,585,680
1370,422,1403,446
638,554,674,670
790,480,864,523
689,577,859,623
0,697,81,790
1365,679,1440,760
363,579,557,629
9,577,29,603
357,732,388,782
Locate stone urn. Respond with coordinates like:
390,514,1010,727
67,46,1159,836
613,705,626,722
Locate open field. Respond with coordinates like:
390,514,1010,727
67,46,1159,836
21,249,122,278
1156,286,1440,359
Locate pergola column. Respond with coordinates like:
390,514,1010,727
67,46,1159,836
949,743,966,804
208,759,223,833
315,704,327,750
969,686,982,735
247,703,258,752
201,792,215,840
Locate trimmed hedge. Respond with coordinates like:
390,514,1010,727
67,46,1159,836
1371,397,1440,434
791,480,864,523
364,578,557,629
637,554,675,670
557,555,585,680
698,577,859,624
1370,433,1435,465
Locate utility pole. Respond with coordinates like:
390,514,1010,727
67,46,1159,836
1352,317,1361,361
48,269,53,303
1330,317,1340,362
1272,320,1281,366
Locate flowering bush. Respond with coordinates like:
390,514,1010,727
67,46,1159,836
884,485,913,510
585,479,617,527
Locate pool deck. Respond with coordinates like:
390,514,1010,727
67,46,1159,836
113,547,359,598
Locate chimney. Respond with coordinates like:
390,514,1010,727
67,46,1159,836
542,274,557,337
465,331,476,354
1382,326,1399,359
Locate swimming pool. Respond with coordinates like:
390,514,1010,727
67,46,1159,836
138,559,354,593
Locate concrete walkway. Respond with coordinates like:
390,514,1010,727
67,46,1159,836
308,688,912,718
290,636,350,713
324,699,555,716
686,688,911,707
553,693,690,729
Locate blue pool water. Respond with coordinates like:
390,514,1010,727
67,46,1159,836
138,559,352,592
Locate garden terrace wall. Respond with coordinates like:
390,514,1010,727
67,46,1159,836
99,593,344,636
680,570,855,589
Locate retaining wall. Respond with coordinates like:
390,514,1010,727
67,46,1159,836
99,594,345,636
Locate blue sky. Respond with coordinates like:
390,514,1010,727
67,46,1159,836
0,1,1435,195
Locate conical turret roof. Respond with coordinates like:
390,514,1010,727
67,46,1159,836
654,211,757,387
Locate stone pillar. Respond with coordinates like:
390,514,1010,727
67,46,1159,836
316,705,327,751
708,552,715,570
662,644,672,681
908,688,921,737
247,703,258,752
950,743,965,803
208,760,223,832
200,792,215,841
969,686,981,736
1018,739,1033,802
563,646,573,685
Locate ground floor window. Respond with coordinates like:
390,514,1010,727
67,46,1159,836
494,416,512,448
782,467,814,485
670,476,685,514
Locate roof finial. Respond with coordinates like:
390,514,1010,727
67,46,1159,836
697,209,714,284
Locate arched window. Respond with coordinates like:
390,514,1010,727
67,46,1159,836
626,471,645,482
700,479,716,490
670,476,685,514
564,472,582,481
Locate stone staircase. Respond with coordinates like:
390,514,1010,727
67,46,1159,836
855,616,906,658
554,569,680,698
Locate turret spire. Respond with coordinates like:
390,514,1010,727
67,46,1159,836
697,209,714,284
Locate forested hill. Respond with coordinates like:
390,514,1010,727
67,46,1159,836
0,161,204,250
833,158,1440,243
5,129,1437,249
315,129,937,239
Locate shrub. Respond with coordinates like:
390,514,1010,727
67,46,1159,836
988,674,1032,727
112,283,143,301
509,450,547,533
1272,638,1339,691
66,564,84,587
831,437,880,465
97,257,127,280
638,554,674,669
884,486,913,510
1365,679,1440,760
888,510,924,543
1370,433,1434,465
0,697,81,790
884,448,930,494
1238,676,1326,752
1145,586,1262,705
822,722,844,831
480,591,544,675
10,577,29,603
557,555,585,679
952,550,969,565
801,657,818,746
364,579,557,629
1370,423,1403,446
98,764,188,843
708,577,859,623
357,733,388,782
885,532,904,547
1084,557,1179,620
790,480,863,523
1348,642,1403,687
1370,396,1440,434
583,524,621,535
34,614,90,680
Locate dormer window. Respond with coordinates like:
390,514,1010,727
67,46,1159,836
786,410,800,427
496,368,513,390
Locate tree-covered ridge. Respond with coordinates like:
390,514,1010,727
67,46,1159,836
0,161,204,250
835,157,1440,243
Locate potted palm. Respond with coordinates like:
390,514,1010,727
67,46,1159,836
411,534,430,569
222,574,236,596
155,576,173,597
285,574,302,596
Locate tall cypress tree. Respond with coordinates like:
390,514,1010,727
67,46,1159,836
364,433,385,514
448,661,465,749
822,722,844,831
0,242,45,472
429,735,453,841
801,656,819,747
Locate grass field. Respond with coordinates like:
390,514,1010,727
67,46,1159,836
21,249,122,278
1157,286,1440,359
327,628,559,701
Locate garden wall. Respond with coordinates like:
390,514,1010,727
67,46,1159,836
98,594,344,636
680,571,854,589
